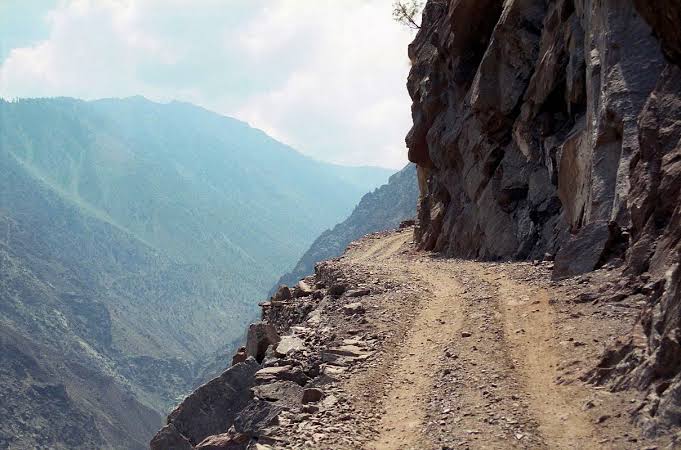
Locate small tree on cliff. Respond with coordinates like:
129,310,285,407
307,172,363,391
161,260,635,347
392,0,424,30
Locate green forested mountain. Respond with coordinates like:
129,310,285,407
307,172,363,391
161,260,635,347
0,97,392,449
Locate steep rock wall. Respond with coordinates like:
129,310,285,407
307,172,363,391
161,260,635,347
407,0,667,260
407,0,681,434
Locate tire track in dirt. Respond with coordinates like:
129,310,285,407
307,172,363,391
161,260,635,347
481,268,600,449
344,235,600,449
367,268,466,450
350,232,410,263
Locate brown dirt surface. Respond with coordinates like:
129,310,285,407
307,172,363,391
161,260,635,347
266,227,673,449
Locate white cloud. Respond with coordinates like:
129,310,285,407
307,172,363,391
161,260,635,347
1,0,173,99
0,0,414,169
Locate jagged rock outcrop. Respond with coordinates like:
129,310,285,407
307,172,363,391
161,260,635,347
407,0,681,435
275,164,418,288
586,14,681,435
150,227,420,449
408,0,665,261
150,359,259,450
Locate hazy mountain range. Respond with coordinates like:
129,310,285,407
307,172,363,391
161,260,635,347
276,163,418,289
0,96,393,448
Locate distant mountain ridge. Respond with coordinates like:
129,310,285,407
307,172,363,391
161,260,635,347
276,164,418,289
0,96,392,448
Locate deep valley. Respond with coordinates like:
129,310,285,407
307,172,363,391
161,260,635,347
0,97,393,448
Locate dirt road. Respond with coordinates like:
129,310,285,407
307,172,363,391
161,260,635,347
344,231,598,449
271,228,655,449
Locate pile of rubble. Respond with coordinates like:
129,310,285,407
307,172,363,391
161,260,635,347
150,253,393,450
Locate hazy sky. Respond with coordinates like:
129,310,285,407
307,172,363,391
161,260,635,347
0,0,415,169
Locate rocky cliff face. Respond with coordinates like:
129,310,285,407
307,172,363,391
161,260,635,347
406,0,681,435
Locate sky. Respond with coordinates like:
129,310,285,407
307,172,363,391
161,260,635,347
0,0,416,169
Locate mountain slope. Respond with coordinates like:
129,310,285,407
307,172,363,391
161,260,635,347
276,164,418,288
1,97,391,280
0,97,392,448
1,152,183,448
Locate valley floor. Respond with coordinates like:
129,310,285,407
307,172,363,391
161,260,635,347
267,228,671,449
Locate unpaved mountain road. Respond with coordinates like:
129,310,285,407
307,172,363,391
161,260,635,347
271,228,665,449
346,231,599,450
345,229,660,449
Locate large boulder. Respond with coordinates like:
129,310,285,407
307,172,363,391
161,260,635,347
254,365,309,386
252,381,304,410
149,423,193,450
234,399,282,437
274,335,306,356
194,432,250,450
292,280,313,298
552,221,619,278
246,322,280,363
231,346,248,366
150,358,259,448
272,285,292,301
